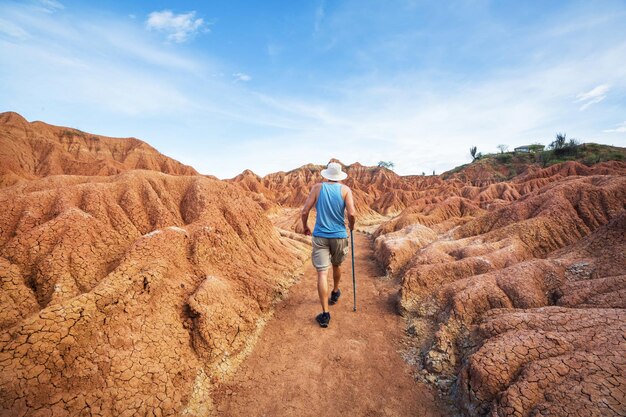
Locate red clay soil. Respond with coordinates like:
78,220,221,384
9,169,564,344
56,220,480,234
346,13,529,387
3,112,626,416
231,159,626,416
0,171,309,417
0,112,197,187
212,232,452,417
380,175,626,416
230,160,446,222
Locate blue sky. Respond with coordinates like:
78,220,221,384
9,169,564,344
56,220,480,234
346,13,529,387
1,0,625,178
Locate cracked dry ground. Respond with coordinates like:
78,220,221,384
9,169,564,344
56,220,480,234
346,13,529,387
375,175,626,416
0,172,311,417
212,232,452,417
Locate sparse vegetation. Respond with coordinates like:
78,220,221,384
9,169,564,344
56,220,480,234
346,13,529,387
445,140,625,180
578,144,625,166
542,133,584,165
496,153,513,163
377,161,395,170
497,144,508,154
528,143,545,153
60,128,87,139
470,146,478,161
549,133,568,150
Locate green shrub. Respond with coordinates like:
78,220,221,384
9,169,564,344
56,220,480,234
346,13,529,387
496,153,513,163
582,154,601,166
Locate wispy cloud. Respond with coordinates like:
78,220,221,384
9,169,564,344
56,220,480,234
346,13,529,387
36,0,64,13
0,2,205,118
1,1,625,179
225,31,626,177
0,18,29,40
233,72,251,82
603,121,626,133
145,10,207,43
575,84,610,110
314,1,326,33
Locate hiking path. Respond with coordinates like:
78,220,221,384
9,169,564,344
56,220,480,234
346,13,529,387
212,232,450,417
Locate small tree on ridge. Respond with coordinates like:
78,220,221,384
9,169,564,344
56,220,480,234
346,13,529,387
550,133,567,150
377,161,395,170
470,146,479,161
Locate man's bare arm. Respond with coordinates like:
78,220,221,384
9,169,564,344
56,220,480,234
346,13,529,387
344,187,356,231
301,184,320,235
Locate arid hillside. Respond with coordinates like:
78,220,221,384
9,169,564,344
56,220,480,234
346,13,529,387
234,156,626,416
231,161,455,232
0,112,198,187
0,115,308,416
1,112,625,417
441,142,626,185
373,166,625,416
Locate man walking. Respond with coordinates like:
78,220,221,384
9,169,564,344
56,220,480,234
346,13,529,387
301,162,356,328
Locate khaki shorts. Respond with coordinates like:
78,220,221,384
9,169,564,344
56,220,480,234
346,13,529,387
311,236,349,271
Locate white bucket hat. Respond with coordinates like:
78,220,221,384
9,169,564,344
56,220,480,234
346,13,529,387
321,162,348,181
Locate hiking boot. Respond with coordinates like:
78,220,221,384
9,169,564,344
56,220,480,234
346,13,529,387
329,289,341,305
316,312,331,328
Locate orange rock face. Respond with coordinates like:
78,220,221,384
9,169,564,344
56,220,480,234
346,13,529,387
377,167,626,415
2,111,625,416
0,115,307,416
0,112,198,187
454,214,626,416
240,157,626,416
230,161,446,222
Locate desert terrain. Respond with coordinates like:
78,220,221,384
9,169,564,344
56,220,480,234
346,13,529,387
1,112,624,416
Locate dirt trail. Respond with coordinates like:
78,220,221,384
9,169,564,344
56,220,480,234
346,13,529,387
213,232,450,417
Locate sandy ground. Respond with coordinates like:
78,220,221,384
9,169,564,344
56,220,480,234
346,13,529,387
213,232,450,417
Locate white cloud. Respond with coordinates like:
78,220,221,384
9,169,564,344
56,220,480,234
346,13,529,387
36,0,64,13
0,18,29,39
233,72,251,82
1,1,625,179
0,3,205,118
217,37,626,178
145,10,206,43
575,84,610,110
603,121,626,133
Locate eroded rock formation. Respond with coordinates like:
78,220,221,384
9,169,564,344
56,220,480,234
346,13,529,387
373,166,626,416
0,112,197,187
0,115,308,416
2,112,625,416
230,150,625,416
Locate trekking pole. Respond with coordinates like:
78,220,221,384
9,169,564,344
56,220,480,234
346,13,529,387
350,229,357,312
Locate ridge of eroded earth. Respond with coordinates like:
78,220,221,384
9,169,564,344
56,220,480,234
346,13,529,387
1,112,625,416
233,158,626,416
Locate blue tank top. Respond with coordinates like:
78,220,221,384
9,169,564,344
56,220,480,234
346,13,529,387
313,182,348,238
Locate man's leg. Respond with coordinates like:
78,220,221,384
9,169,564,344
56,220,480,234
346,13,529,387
332,264,341,292
317,268,330,313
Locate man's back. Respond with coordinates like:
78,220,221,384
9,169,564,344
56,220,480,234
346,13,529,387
313,182,347,238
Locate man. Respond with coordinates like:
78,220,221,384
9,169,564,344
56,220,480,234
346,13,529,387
301,162,356,328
